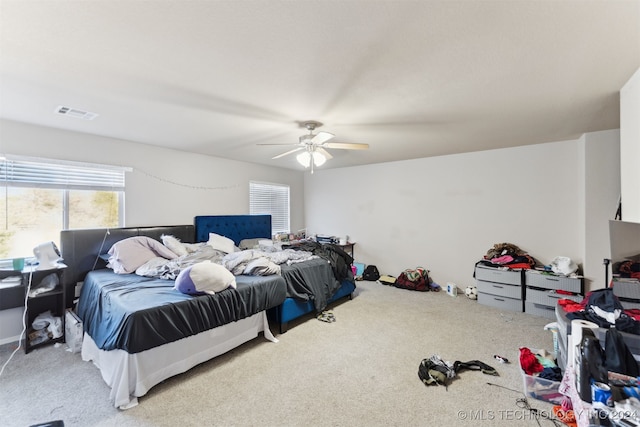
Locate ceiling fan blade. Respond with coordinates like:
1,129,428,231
311,131,334,145
316,147,333,160
257,143,300,146
272,147,304,159
324,142,369,150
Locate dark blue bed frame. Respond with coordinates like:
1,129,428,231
194,215,356,333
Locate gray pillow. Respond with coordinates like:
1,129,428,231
238,238,262,250
107,236,178,274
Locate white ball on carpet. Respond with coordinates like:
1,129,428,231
465,285,478,300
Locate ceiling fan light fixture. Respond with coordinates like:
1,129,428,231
296,151,311,167
299,134,312,144
259,120,367,171
312,151,327,166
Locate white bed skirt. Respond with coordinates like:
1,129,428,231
81,311,277,409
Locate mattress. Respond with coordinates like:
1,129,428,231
77,268,286,353
83,311,275,409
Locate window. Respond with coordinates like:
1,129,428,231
0,155,126,258
249,181,290,234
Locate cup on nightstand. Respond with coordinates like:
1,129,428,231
12,258,24,271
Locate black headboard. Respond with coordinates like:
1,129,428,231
60,225,194,293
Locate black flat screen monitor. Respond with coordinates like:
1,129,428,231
609,220,640,262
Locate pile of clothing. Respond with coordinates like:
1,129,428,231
29,310,63,346
520,347,562,381
615,260,640,280
562,288,640,334
477,242,537,270
418,354,498,390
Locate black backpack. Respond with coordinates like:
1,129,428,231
362,265,380,281
605,328,639,377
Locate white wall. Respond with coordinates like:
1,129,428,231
0,119,624,343
582,130,622,288
304,133,619,294
1,119,305,229
0,119,305,344
620,67,640,222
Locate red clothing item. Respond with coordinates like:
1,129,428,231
558,299,584,313
625,309,640,321
506,263,532,270
520,347,544,376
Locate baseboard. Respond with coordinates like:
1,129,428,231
0,335,21,346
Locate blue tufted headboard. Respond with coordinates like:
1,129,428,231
194,215,272,246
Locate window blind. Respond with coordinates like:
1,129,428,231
249,181,290,234
0,156,126,191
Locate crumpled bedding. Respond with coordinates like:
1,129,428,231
222,250,280,276
222,248,317,276
136,243,316,280
136,244,226,280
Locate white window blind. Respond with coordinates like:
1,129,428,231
249,181,290,234
0,156,126,191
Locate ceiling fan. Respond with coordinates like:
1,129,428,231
259,121,369,173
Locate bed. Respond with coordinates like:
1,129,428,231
61,224,286,409
62,215,355,409
193,215,357,333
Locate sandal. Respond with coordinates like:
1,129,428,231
317,310,336,323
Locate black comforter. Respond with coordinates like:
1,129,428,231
285,241,354,281
280,258,342,312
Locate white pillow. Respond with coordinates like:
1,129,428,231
207,232,236,254
161,234,189,257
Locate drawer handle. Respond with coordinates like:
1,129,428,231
548,295,561,299
494,298,505,301
544,278,559,281
492,285,504,289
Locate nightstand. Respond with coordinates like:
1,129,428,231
22,264,67,353
337,242,355,259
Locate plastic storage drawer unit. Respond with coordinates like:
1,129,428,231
475,265,524,313
525,271,584,319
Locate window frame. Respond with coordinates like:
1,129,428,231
249,181,290,235
1,155,127,229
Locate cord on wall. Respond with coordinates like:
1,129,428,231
91,228,110,272
0,269,33,378
133,168,241,191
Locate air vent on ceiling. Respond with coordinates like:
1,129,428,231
55,105,99,120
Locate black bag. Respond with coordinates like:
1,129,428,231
576,332,607,402
362,265,380,281
418,355,456,389
605,328,639,377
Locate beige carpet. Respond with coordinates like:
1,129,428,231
0,281,559,427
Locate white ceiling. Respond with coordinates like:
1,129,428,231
1,0,639,171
